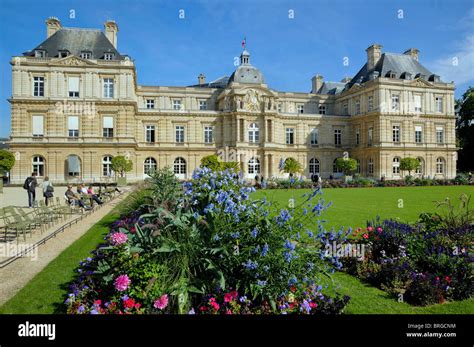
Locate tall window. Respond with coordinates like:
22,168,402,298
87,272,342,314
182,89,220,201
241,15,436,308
310,128,318,145
173,100,182,110
333,159,343,173
204,126,214,144
334,129,342,146
297,104,304,114
286,128,295,145
368,127,373,146
392,125,400,143
318,105,326,115
415,157,424,174
368,158,374,175
343,103,348,115
355,100,361,115
176,126,185,143
146,99,155,109
355,128,360,145
146,125,155,143
309,158,320,174
102,156,113,176
103,116,114,138
248,158,260,174
277,103,282,112
33,77,44,97
174,157,186,176
415,126,422,143
32,156,45,176
367,96,373,112
248,123,259,143
435,97,443,113
414,94,422,112
391,94,399,111
199,100,207,110
144,157,157,176
68,76,80,98
436,157,445,174
356,159,361,174
392,157,401,175
32,115,44,137
68,116,79,137
436,127,444,144
67,155,81,177
103,78,114,98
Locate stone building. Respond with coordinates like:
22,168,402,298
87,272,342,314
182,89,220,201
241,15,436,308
8,18,457,183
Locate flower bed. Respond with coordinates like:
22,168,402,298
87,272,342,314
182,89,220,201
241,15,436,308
65,168,349,314
322,196,474,306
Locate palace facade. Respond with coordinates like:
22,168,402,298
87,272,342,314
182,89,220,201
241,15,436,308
8,17,457,183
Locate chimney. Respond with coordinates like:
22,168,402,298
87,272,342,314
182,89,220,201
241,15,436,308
340,77,352,83
311,74,323,93
403,48,419,62
104,20,119,49
198,73,206,85
45,17,61,38
366,43,382,71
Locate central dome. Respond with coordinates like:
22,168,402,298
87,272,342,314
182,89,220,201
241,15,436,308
228,49,265,84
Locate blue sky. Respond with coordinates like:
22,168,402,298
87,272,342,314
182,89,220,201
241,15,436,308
0,0,473,137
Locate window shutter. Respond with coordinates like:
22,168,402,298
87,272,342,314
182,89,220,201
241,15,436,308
32,115,44,135
103,116,113,128
415,126,422,132
68,116,79,130
68,77,79,92
414,95,421,108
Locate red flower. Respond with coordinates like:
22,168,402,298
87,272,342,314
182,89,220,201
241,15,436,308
135,303,142,309
309,302,318,309
230,290,238,299
94,300,102,306
130,227,136,234
445,276,451,283
210,302,220,311
123,298,136,309
224,293,233,303
200,306,208,312
435,277,440,281
363,233,369,239
290,286,297,293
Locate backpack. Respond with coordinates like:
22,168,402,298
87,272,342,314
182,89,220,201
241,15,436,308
23,177,32,190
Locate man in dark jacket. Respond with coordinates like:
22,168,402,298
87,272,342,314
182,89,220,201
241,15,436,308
24,172,38,208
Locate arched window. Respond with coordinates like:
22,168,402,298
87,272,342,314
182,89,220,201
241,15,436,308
103,156,113,176
333,158,343,173
248,158,260,175
248,123,259,143
436,157,445,174
392,157,401,175
415,157,424,175
67,155,81,177
174,157,186,176
309,158,320,174
368,158,374,175
32,156,45,176
144,157,157,176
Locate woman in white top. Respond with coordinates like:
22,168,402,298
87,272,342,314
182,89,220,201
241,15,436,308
42,176,54,206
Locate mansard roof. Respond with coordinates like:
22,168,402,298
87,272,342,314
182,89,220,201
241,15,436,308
318,81,347,95
24,28,125,60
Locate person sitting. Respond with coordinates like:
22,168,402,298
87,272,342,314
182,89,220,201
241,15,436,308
87,185,103,205
65,185,90,210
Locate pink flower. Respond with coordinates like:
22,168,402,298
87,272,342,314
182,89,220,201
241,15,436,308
367,226,374,232
111,232,128,246
154,294,169,310
224,293,233,303
376,227,383,233
114,274,131,292
210,301,220,311
362,233,369,239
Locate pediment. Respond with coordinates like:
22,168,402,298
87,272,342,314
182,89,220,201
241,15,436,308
50,55,97,66
410,78,433,87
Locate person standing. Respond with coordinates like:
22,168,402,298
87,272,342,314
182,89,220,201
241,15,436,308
23,172,38,208
42,176,54,206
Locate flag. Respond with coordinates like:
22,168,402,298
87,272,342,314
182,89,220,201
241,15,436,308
241,37,246,49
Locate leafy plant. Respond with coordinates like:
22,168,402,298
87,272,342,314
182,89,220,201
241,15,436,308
111,156,133,178
282,157,302,177
335,158,357,176
0,149,15,175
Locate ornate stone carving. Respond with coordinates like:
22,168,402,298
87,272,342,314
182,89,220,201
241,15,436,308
243,89,261,112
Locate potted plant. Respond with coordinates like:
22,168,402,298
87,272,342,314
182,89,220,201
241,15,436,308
0,149,15,193
335,157,357,183
111,155,133,186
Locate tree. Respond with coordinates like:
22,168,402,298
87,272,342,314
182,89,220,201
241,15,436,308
221,161,240,174
456,87,474,171
282,157,302,177
111,156,133,178
200,155,222,171
0,149,15,175
400,157,420,177
335,157,357,176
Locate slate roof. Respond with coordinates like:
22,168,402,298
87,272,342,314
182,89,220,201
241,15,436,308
188,76,230,88
24,28,124,60
317,81,347,95
348,52,438,87
228,65,265,84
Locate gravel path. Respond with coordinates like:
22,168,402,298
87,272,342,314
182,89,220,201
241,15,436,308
0,190,130,306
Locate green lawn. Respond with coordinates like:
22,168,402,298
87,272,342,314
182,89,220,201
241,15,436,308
254,186,474,230
0,198,131,314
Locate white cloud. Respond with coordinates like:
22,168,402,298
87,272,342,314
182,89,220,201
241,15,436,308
427,34,474,85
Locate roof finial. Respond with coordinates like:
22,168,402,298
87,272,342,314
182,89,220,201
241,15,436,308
241,36,246,50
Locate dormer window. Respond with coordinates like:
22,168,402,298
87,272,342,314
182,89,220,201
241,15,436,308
369,71,379,80
400,72,412,80
81,51,92,59
415,73,426,80
58,50,69,58
386,71,397,78
104,53,114,60
429,74,440,82
35,50,46,58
